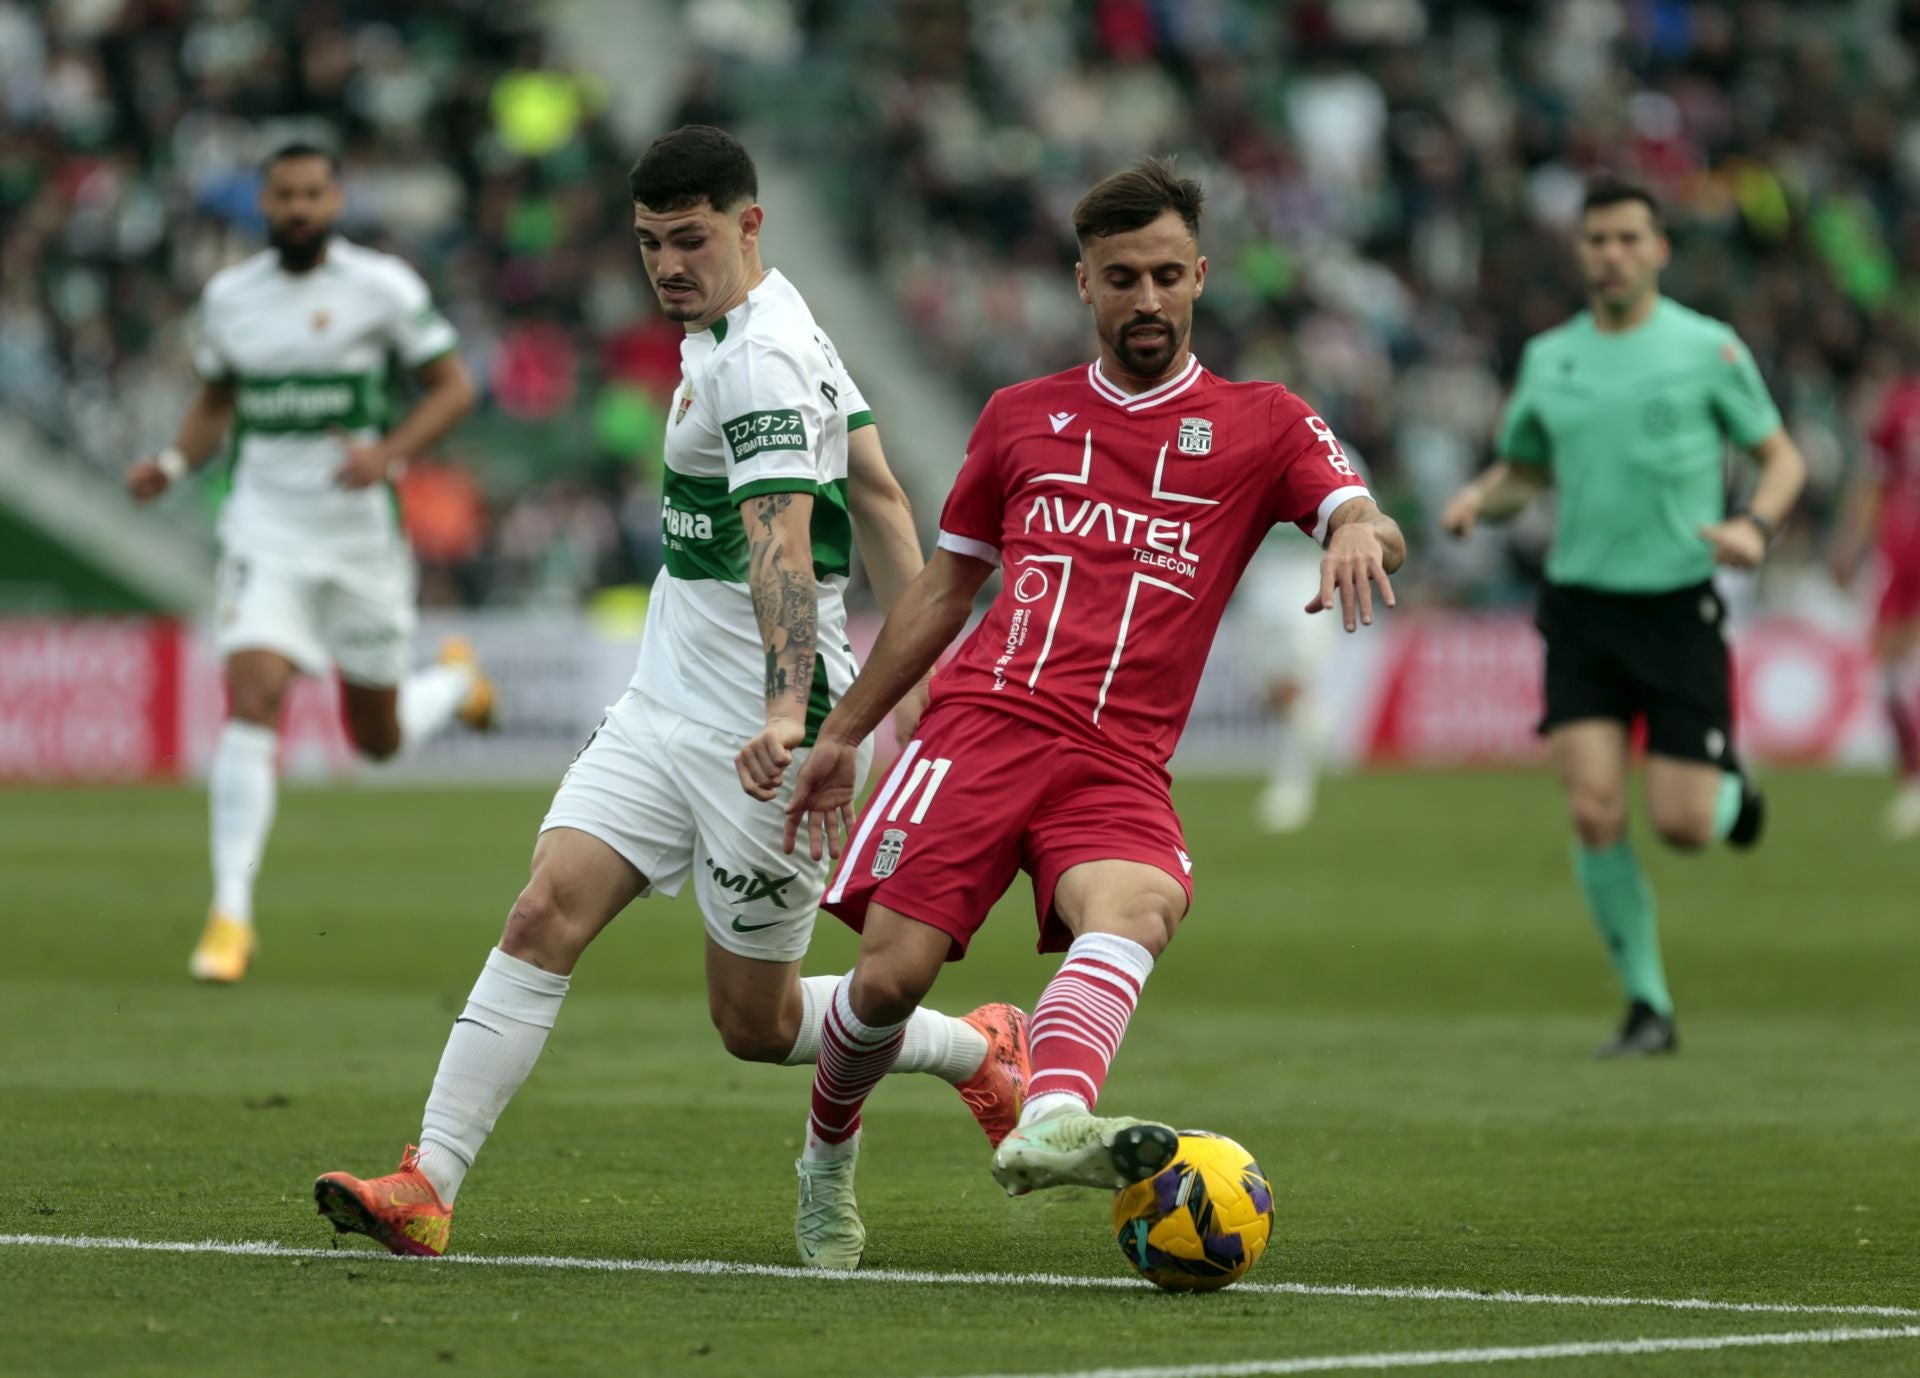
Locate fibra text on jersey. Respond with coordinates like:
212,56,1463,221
662,493,715,542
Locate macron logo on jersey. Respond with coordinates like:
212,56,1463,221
1048,412,1077,434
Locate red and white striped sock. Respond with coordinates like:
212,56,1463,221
1019,932,1154,1126
804,975,906,1161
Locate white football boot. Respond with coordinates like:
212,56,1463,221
990,1109,1177,1196
795,1144,865,1269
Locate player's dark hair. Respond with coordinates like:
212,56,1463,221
1072,156,1205,245
261,142,340,177
1582,179,1663,229
627,125,758,211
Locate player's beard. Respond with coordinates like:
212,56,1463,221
1110,313,1183,378
270,222,331,273
653,276,704,323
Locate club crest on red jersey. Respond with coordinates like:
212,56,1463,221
1176,416,1213,455
872,828,907,878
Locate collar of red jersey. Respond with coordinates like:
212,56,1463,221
1086,354,1203,412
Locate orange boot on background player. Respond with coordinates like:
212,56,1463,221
314,1144,453,1257
188,911,256,984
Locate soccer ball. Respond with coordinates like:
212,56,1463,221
1111,1130,1274,1292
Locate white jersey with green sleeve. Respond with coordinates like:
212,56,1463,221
191,239,458,560
631,269,873,745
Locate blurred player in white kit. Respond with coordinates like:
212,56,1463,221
1238,532,1339,833
126,143,492,984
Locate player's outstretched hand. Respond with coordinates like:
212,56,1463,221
783,735,860,861
1308,521,1396,632
334,430,396,489
125,458,171,503
1698,519,1766,571
737,719,807,802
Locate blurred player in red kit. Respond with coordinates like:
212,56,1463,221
735,157,1405,1268
1834,365,1920,838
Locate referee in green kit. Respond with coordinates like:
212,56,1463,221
1443,180,1807,1057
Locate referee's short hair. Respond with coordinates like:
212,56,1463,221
1582,179,1662,229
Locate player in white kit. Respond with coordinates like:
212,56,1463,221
313,127,1027,1260
126,144,490,985
1239,532,1339,833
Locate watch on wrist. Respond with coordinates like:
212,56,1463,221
1738,509,1777,542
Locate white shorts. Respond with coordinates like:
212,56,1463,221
214,543,417,686
541,690,874,962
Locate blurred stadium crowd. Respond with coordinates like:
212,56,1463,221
7,0,1920,607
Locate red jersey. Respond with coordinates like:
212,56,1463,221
1867,377,1920,550
929,356,1372,769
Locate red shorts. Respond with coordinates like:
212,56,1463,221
1876,537,1920,628
823,704,1192,960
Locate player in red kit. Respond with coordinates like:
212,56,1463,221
735,158,1405,1268
1834,368,1920,838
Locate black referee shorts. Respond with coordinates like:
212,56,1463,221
1535,580,1733,767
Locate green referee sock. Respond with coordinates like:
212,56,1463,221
1572,840,1673,1017
1711,771,1744,842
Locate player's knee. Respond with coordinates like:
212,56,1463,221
1651,809,1714,852
228,686,285,726
847,962,932,1027
500,877,589,967
1105,898,1182,959
1566,791,1627,848
709,1004,789,1063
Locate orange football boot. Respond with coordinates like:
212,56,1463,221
954,1003,1031,1147
438,637,498,732
189,911,255,983
314,1144,452,1257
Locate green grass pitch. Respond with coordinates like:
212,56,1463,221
1,771,1915,1377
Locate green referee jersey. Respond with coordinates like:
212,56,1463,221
1496,297,1783,592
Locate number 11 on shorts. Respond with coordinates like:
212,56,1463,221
886,756,953,826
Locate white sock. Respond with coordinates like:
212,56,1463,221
398,663,475,752
417,947,570,1203
1020,1091,1090,1123
209,720,278,924
781,975,841,1067
895,1008,989,1084
783,974,986,1085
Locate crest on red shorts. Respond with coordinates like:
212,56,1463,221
872,828,907,878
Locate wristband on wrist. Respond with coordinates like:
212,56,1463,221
1737,509,1777,541
156,447,190,483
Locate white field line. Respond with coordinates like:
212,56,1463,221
938,1325,1920,1378
2,1233,1915,1324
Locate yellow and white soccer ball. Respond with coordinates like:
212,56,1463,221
1111,1130,1274,1291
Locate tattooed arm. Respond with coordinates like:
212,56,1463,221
736,490,819,800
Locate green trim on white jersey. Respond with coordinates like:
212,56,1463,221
192,240,459,558
632,269,872,744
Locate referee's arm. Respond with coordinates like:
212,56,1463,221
1698,427,1807,570
1441,460,1549,537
